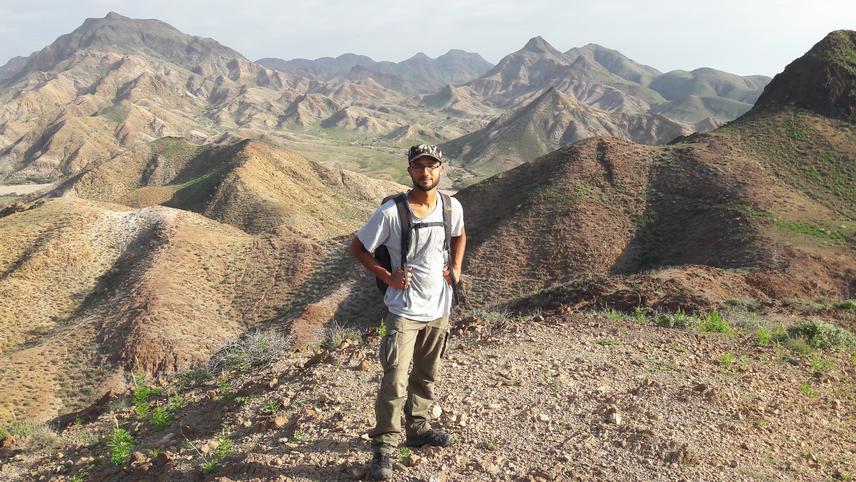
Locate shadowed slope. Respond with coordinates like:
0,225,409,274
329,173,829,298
47,138,403,237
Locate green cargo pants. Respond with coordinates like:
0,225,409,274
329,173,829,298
369,312,450,450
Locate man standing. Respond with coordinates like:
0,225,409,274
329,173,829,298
349,144,466,480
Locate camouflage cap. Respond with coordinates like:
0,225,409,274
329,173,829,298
407,144,443,163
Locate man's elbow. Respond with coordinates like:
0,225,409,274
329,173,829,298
348,236,365,258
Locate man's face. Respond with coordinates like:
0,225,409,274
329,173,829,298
407,157,443,192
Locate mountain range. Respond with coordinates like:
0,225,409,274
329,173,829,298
0,13,770,187
0,13,852,448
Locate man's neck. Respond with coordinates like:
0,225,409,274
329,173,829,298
407,188,437,207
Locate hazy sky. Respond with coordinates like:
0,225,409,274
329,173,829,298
1,0,854,76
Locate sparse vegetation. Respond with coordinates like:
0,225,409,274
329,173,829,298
106,425,133,466
786,320,856,351
595,337,618,346
323,320,362,349
717,353,735,371
176,368,212,388
398,446,412,465
199,429,234,473
211,330,291,373
0,419,61,449
150,407,173,431
264,399,282,414
799,381,819,398
654,308,696,329
697,311,733,334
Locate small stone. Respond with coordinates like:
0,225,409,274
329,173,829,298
132,451,147,464
428,472,448,482
269,377,279,388
55,452,64,460
273,415,288,429
356,360,372,371
200,442,215,454
535,413,550,422
242,420,252,428
432,405,443,419
604,407,622,425
488,403,501,411
481,461,500,475
360,433,371,441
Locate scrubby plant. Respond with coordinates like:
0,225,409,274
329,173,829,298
595,338,618,346
755,326,773,346
107,425,133,466
834,299,856,310
809,353,833,376
211,330,291,373
166,394,186,411
799,381,818,398
698,311,732,334
398,447,412,465
150,407,173,431
323,320,362,349
0,419,62,449
176,368,212,388
198,429,234,473
787,320,856,351
378,320,388,338
654,308,695,329
264,399,282,414
718,353,735,371
634,306,654,324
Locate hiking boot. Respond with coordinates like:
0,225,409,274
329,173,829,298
405,428,456,448
370,450,393,480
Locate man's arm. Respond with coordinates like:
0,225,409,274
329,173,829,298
349,236,410,289
444,225,467,284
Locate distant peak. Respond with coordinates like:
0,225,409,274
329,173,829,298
104,12,128,20
409,52,431,61
523,36,553,51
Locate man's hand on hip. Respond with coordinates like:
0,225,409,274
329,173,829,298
389,267,413,289
443,266,461,286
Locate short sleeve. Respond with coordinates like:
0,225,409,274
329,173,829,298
357,203,391,252
450,196,464,237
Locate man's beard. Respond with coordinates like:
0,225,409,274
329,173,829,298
413,177,440,192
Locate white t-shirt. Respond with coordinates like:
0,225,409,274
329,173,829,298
357,193,464,321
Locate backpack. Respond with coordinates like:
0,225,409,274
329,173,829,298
373,191,458,302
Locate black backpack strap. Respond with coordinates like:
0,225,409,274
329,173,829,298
392,192,411,270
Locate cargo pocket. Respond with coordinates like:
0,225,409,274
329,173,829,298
379,331,399,369
440,329,451,359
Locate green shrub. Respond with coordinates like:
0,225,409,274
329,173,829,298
783,336,812,354
654,309,695,329
378,320,388,338
787,320,856,351
201,429,234,473
698,311,732,334
176,368,212,388
150,407,173,431
809,353,832,376
107,427,133,466
755,326,773,346
264,400,282,414
718,353,735,370
833,299,856,310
